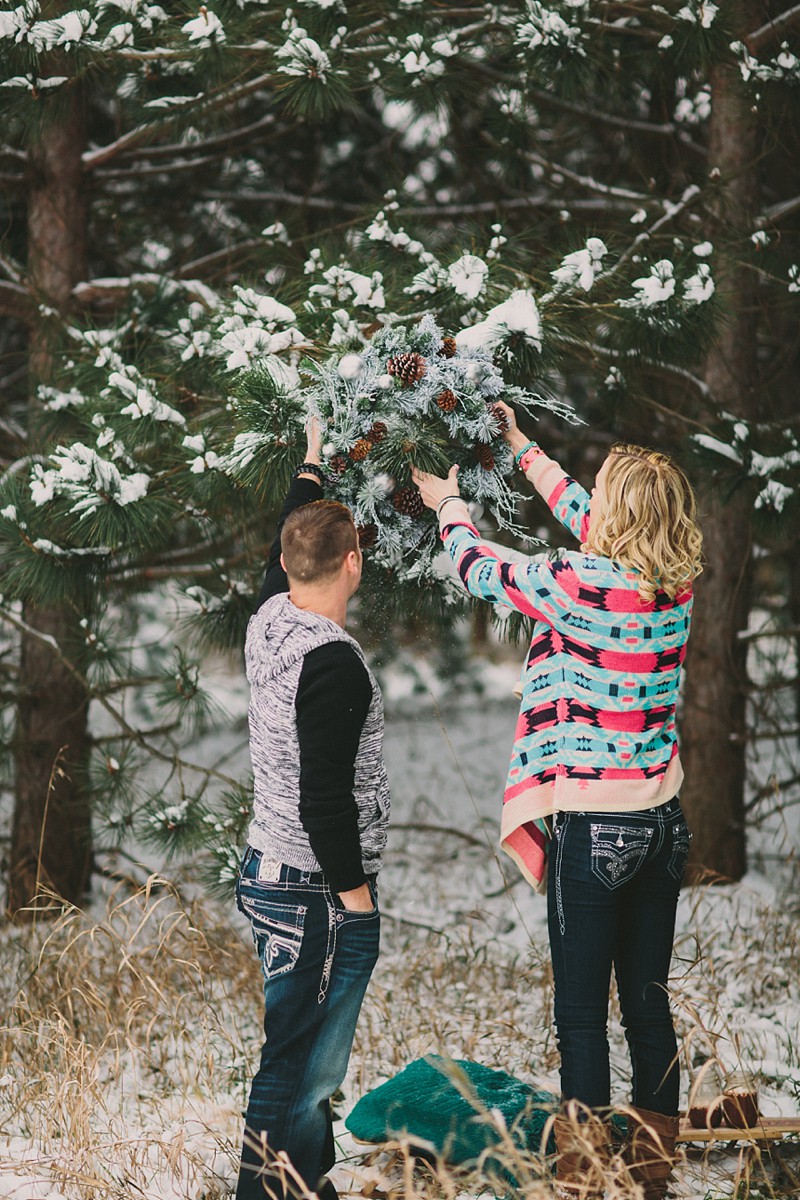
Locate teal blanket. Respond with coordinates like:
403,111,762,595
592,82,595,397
346,1057,559,1165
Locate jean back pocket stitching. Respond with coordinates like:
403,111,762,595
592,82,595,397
667,826,692,880
589,824,654,889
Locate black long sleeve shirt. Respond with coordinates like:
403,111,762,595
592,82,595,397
256,476,371,891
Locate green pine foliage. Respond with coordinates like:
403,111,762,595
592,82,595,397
1,0,798,891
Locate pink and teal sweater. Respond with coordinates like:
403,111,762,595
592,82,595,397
440,445,692,890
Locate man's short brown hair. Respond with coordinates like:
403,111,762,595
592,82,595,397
281,500,359,584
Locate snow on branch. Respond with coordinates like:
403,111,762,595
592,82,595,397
553,331,712,409
527,87,675,138
205,189,640,220
83,123,171,171
757,193,800,227
97,154,224,181
601,185,703,284
112,114,276,164
483,132,650,203
202,188,364,213
84,72,274,171
29,444,151,516
74,274,220,310
746,3,800,53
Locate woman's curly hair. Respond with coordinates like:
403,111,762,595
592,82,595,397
583,444,703,603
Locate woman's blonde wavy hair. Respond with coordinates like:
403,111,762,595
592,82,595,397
583,443,703,602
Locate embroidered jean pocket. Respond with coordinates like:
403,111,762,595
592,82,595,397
667,821,692,881
239,892,307,980
590,823,654,890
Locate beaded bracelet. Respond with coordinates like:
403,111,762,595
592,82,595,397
436,495,463,519
294,462,325,482
514,440,541,466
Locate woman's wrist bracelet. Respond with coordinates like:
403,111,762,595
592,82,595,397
514,440,540,466
294,461,324,482
436,495,463,519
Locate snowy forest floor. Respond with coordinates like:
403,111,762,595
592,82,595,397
1,658,799,1200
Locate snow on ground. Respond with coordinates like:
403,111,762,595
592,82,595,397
1,651,799,1198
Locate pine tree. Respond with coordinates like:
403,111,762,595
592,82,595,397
1,0,798,904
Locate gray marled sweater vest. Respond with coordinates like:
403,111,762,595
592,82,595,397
245,592,390,876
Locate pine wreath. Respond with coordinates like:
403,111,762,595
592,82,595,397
289,314,576,591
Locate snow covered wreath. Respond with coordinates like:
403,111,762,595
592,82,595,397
300,315,571,584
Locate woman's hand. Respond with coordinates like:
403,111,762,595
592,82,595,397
493,401,528,455
411,464,461,511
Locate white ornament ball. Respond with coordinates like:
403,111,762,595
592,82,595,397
322,442,335,458
464,361,486,385
373,473,394,497
338,353,367,381
376,372,395,391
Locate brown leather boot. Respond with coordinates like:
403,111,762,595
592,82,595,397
554,1110,609,1199
624,1107,679,1200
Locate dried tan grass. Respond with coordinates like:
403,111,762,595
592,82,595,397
0,863,798,1200
0,877,253,1198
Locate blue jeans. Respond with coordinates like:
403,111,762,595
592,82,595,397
547,797,690,1117
235,847,380,1200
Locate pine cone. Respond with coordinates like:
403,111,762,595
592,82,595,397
386,352,427,386
349,438,371,462
491,404,510,433
357,524,378,549
366,421,388,445
474,443,495,471
329,454,348,475
439,336,457,358
436,388,458,413
392,486,425,519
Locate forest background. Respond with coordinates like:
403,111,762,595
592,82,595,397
1,1,800,1197
1,0,798,908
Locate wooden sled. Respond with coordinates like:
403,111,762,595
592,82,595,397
354,1118,800,1152
678,1117,800,1144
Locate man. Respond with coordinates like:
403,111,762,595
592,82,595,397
235,422,390,1200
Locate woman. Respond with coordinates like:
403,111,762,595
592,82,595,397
412,403,702,1200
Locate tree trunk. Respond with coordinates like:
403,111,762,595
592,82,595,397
7,84,92,914
681,492,752,882
790,549,800,750
681,12,759,883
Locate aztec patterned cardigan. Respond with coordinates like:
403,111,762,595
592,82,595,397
440,444,692,890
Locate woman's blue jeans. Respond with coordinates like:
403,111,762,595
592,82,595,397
235,847,380,1200
547,796,690,1117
